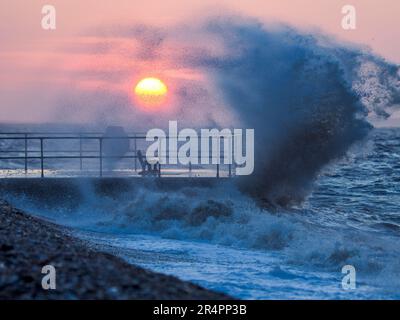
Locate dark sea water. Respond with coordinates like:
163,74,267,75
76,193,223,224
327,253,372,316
309,128,400,229
2,127,400,299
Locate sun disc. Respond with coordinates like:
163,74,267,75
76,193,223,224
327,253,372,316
134,77,168,108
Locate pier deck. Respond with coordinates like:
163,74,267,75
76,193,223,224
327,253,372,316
0,131,234,179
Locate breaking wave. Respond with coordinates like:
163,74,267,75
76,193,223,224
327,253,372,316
186,17,399,206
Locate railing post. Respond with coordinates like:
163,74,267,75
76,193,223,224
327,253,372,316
166,136,169,164
134,134,137,172
189,161,192,176
216,164,219,178
40,138,44,178
229,134,232,178
99,138,103,177
79,134,83,170
24,133,28,174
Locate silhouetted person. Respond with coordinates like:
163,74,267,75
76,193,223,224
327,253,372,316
137,150,160,176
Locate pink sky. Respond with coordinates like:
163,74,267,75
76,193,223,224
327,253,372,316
0,0,399,124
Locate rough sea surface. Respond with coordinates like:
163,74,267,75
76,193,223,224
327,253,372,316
2,127,399,299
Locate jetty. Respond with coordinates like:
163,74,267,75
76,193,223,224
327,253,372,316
0,130,234,179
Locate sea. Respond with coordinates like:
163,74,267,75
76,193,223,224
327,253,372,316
1,126,400,299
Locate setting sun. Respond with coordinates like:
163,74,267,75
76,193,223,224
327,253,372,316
134,77,168,108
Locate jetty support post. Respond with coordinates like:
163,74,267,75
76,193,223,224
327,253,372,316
79,134,83,170
24,133,28,174
134,134,137,172
40,138,44,178
99,137,103,177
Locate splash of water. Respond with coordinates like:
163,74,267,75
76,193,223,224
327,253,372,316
182,17,398,206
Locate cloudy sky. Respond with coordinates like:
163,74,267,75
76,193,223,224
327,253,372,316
0,0,399,125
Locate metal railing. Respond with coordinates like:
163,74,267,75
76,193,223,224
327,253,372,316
0,132,233,178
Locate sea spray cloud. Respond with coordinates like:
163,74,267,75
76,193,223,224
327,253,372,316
56,15,399,205
182,17,399,206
